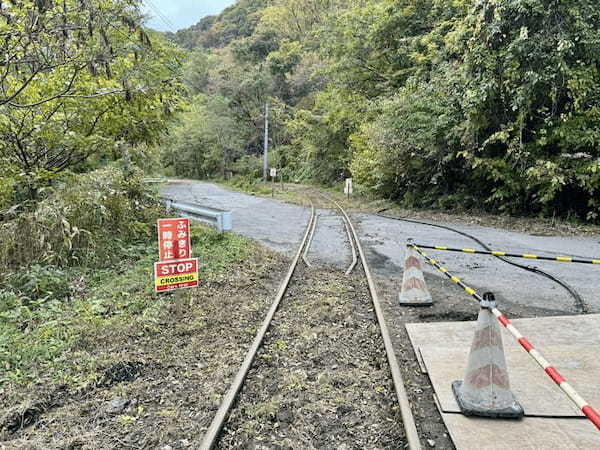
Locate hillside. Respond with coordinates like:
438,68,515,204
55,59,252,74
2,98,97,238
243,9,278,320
164,0,266,50
164,0,600,222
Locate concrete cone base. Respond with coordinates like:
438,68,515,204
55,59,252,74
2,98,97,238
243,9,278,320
398,293,433,307
452,380,524,419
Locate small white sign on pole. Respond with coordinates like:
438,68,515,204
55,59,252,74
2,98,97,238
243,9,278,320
270,168,277,178
344,178,353,196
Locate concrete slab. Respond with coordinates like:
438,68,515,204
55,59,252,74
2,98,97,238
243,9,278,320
406,314,600,351
406,315,600,447
419,345,600,417
407,315,600,417
442,414,599,450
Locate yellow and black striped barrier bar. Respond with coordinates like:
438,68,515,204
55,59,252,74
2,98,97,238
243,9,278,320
410,244,486,304
414,244,600,265
411,242,600,430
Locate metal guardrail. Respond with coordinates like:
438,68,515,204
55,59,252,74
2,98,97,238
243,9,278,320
143,177,168,184
163,198,232,232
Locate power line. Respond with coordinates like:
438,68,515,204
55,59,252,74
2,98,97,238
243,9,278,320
144,0,176,31
142,0,177,32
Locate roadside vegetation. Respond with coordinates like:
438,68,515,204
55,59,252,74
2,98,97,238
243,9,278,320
0,0,185,389
164,0,600,222
1,212,283,446
1,203,258,388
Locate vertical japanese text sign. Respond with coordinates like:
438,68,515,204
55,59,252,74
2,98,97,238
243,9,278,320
157,218,191,261
155,218,198,292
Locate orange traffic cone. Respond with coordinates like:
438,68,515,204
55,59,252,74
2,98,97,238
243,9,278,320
398,244,433,306
452,293,524,418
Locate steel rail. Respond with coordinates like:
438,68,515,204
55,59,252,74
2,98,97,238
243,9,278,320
199,201,316,450
301,210,318,267
325,195,422,450
342,213,359,275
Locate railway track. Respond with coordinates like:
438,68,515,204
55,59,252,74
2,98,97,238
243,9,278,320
199,195,421,449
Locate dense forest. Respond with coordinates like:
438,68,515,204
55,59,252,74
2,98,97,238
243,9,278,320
1,0,600,273
2,0,599,233
163,0,600,221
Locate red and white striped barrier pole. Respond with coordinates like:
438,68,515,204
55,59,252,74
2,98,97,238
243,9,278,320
492,309,600,430
411,243,600,430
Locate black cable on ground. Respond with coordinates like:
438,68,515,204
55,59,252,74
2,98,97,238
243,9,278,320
376,209,588,314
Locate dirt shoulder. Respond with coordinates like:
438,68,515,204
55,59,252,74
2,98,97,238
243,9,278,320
0,229,289,449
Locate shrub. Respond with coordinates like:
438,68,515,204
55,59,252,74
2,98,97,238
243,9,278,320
7,265,71,302
350,73,466,206
0,166,163,271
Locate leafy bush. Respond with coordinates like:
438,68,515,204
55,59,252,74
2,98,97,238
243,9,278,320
7,265,71,302
0,290,26,315
231,155,264,179
0,175,16,212
350,73,468,207
0,166,163,271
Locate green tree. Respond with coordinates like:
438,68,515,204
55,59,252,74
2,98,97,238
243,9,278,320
0,1,183,199
183,49,218,95
458,0,600,217
165,95,246,178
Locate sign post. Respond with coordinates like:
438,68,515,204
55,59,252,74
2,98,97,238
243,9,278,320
263,103,269,182
270,168,277,197
344,178,353,200
155,218,198,293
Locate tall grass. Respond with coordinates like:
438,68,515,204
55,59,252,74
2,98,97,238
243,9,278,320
0,167,163,271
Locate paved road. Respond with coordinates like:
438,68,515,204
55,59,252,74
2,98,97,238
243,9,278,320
355,214,600,313
162,181,600,314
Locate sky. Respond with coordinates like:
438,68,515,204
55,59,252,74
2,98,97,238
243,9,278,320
142,0,236,32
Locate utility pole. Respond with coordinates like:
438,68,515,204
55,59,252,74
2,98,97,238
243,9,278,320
263,102,269,182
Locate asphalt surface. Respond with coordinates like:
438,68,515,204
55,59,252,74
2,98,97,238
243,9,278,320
356,214,600,314
162,181,600,314
162,180,310,256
